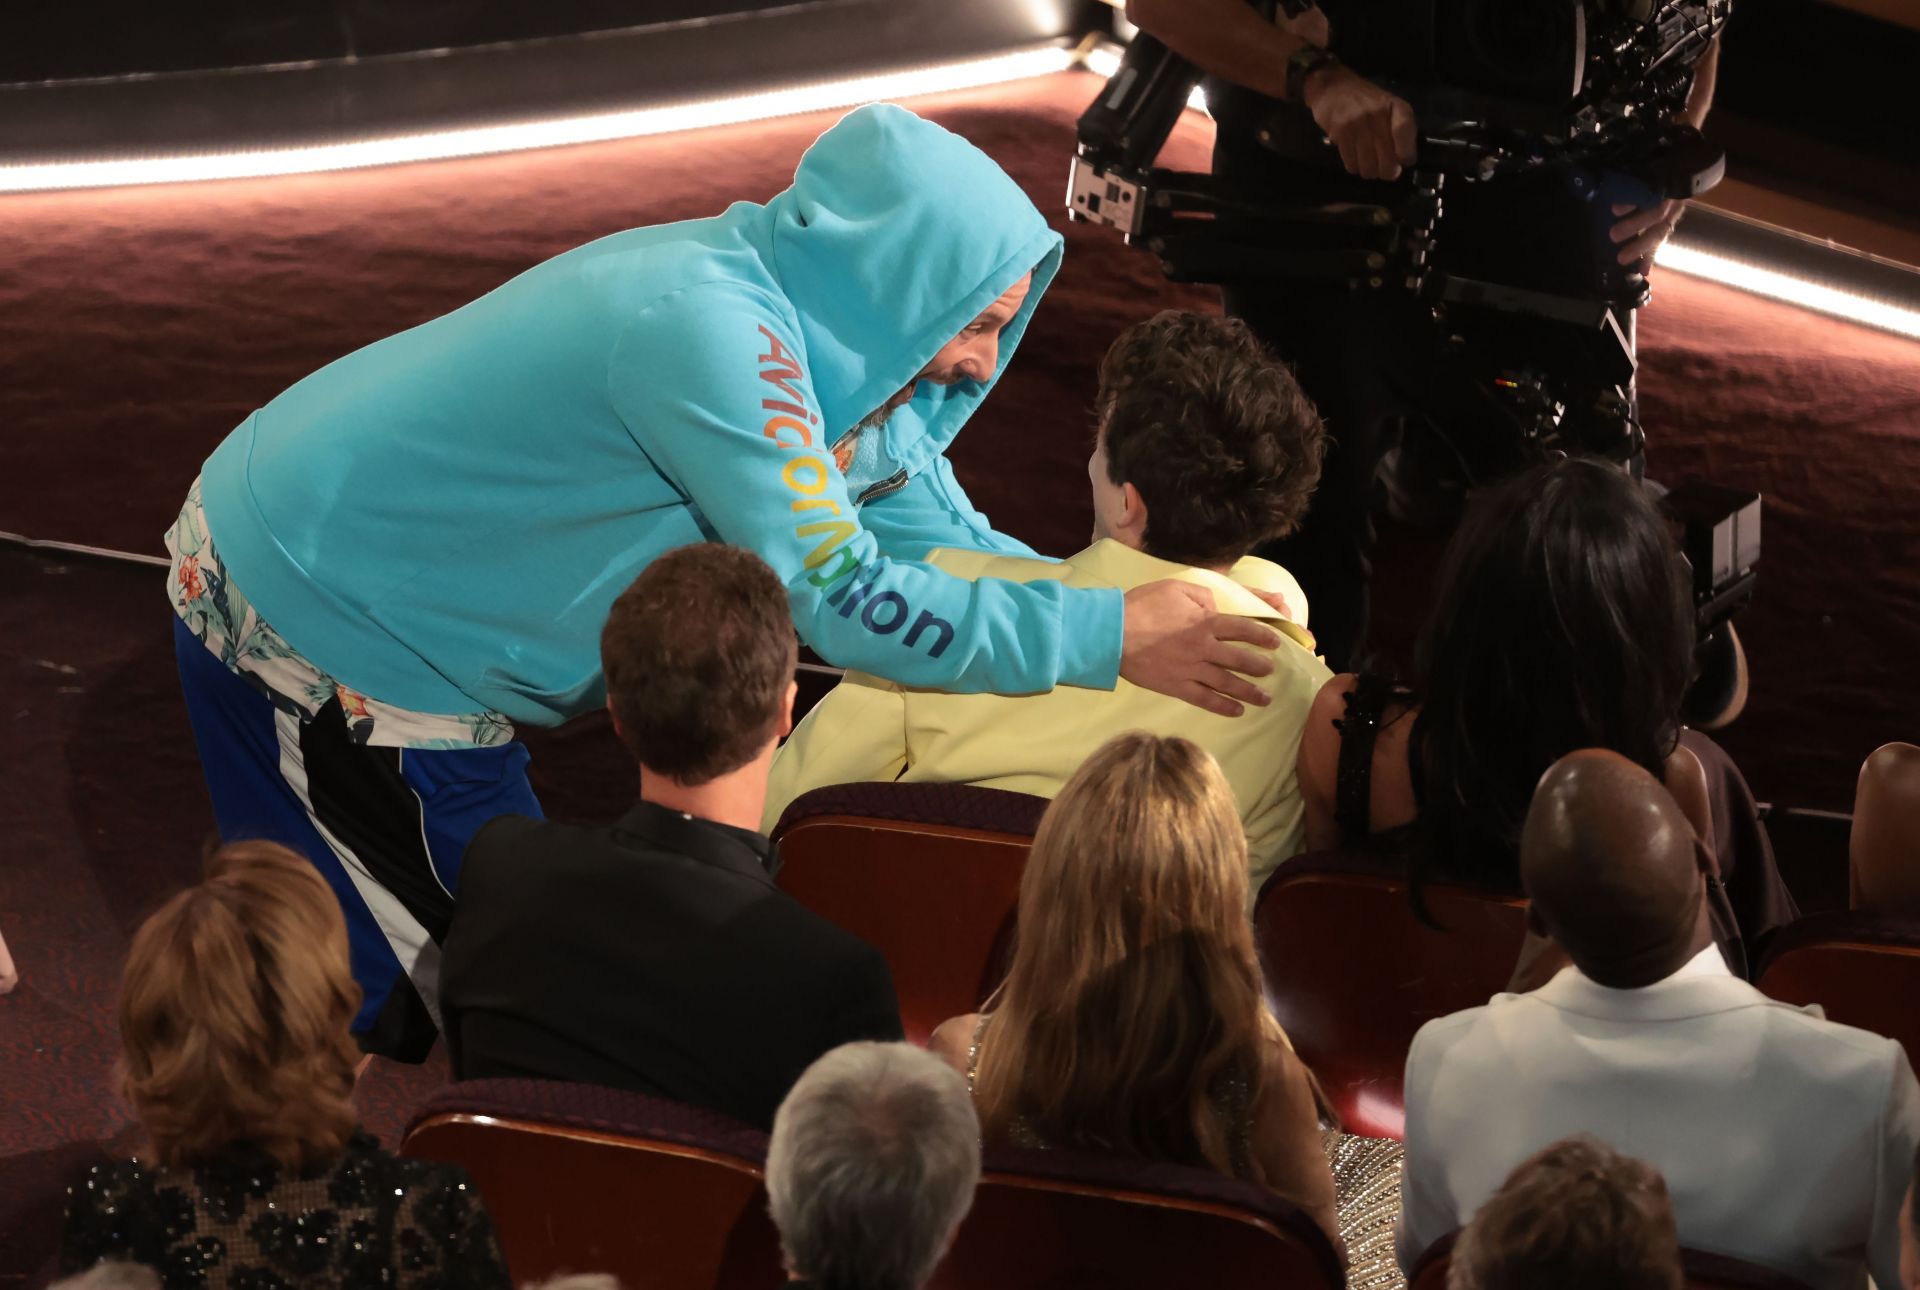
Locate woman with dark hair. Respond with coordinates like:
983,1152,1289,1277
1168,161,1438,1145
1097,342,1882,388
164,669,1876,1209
1296,457,1794,961
60,841,512,1288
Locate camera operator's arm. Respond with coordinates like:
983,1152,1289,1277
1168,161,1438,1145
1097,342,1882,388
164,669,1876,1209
1608,35,1723,269
1684,35,1721,130
1125,0,1416,181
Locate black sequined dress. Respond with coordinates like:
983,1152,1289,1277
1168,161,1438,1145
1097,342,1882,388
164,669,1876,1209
59,1131,512,1289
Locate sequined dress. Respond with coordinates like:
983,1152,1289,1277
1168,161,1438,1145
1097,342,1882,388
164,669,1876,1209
59,1131,512,1289
965,1016,1405,1289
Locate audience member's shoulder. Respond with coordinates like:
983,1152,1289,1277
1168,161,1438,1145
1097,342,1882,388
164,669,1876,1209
1227,555,1310,628
1306,673,1360,725
465,812,546,856
1406,991,1539,1064
926,546,1067,585
465,813,609,869
926,1013,981,1074
387,1149,484,1195
754,888,893,977
1757,996,1912,1069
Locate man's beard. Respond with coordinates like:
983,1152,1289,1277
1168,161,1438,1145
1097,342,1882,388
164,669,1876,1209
855,381,918,432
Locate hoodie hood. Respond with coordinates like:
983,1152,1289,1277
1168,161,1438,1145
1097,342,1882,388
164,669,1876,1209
766,103,1064,481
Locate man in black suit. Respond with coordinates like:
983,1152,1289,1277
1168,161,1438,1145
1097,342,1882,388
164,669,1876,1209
439,543,903,1129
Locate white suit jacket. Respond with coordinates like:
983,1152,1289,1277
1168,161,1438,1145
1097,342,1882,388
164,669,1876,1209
1396,962,1920,1290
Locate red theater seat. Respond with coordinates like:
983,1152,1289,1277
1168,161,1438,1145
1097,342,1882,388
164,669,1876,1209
399,1079,783,1289
770,782,1048,1042
1254,852,1531,1139
1408,1234,1816,1290
1754,911,1920,1070
932,1144,1345,1290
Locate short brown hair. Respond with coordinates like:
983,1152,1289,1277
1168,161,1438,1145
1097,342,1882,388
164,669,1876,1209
1447,1135,1683,1290
602,543,797,784
1094,310,1326,568
119,841,362,1171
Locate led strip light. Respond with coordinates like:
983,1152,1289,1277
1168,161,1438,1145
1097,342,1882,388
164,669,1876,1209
2,37,1913,340
0,44,1079,194
1654,241,1920,340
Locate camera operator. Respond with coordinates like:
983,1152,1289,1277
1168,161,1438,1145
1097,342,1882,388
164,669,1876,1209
1126,0,1721,669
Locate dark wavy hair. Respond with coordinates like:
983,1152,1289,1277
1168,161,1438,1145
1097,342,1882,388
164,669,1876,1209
602,543,797,784
1095,310,1326,568
1406,457,1694,907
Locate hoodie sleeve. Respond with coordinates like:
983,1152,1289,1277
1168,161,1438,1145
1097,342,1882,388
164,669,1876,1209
608,285,1122,694
858,454,1041,561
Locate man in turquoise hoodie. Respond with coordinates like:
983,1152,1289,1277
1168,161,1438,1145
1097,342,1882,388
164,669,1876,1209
167,104,1285,1059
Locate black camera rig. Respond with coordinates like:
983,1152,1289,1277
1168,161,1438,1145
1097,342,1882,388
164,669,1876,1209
1069,0,1755,638
1070,0,1730,474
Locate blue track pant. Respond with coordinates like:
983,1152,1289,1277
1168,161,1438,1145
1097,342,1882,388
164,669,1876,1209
173,614,542,1061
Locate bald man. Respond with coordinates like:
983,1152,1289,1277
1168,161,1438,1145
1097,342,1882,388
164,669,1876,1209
1397,750,1920,1290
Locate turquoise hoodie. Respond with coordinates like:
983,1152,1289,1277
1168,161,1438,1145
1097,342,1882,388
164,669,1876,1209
197,104,1124,727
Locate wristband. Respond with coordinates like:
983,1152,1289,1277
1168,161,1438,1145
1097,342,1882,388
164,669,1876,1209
1286,45,1343,104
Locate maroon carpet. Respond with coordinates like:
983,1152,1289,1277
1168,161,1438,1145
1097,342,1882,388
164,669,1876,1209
2,71,1918,1283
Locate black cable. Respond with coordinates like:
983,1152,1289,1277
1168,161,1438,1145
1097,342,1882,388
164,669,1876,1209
0,525,851,678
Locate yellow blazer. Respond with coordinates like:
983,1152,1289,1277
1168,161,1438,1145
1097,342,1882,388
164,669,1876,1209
764,539,1332,907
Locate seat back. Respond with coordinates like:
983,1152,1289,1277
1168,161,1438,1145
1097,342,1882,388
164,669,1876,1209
1409,1235,1815,1290
1755,910,1920,1070
932,1145,1344,1290
771,782,1048,1042
1254,853,1530,1138
1851,741,1920,913
399,1079,782,1289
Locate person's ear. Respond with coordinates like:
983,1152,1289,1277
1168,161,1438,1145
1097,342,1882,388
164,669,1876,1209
776,680,798,740
1525,901,1550,937
1119,480,1149,542
605,695,624,741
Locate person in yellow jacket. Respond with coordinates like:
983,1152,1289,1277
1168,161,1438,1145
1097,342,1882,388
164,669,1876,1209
765,311,1331,905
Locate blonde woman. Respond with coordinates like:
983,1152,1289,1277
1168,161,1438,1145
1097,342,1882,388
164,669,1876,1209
60,841,511,1288
929,732,1344,1250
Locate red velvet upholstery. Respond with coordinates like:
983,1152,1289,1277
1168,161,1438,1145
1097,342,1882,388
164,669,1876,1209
1409,1233,1816,1290
1754,911,1920,1071
399,1078,782,1289
770,782,1048,1042
1254,852,1531,1139
931,1144,1345,1290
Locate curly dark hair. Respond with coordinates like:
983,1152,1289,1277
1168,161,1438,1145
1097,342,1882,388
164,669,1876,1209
1094,310,1326,568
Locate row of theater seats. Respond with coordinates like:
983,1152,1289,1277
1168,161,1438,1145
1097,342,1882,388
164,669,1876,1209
393,774,1920,1290
766,778,1920,1139
397,1075,1808,1290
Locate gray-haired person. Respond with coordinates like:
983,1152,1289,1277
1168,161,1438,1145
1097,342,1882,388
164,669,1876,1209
768,1042,981,1290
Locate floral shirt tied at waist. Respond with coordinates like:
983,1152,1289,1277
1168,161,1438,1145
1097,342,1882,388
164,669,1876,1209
167,476,513,750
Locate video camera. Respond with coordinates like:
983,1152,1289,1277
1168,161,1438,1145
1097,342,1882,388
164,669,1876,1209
1069,0,1730,475
1069,0,1756,645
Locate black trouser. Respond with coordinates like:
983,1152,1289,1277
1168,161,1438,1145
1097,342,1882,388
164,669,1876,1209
1226,278,1420,671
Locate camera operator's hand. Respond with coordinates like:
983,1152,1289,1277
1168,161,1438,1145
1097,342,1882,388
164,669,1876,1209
1279,2,1330,46
1304,65,1418,182
1611,199,1686,273
1121,580,1280,717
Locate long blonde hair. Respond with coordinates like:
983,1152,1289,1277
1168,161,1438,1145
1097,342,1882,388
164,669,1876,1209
972,733,1316,1181
118,840,363,1170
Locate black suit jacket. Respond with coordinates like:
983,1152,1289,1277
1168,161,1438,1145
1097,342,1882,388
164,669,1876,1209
440,801,903,1130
